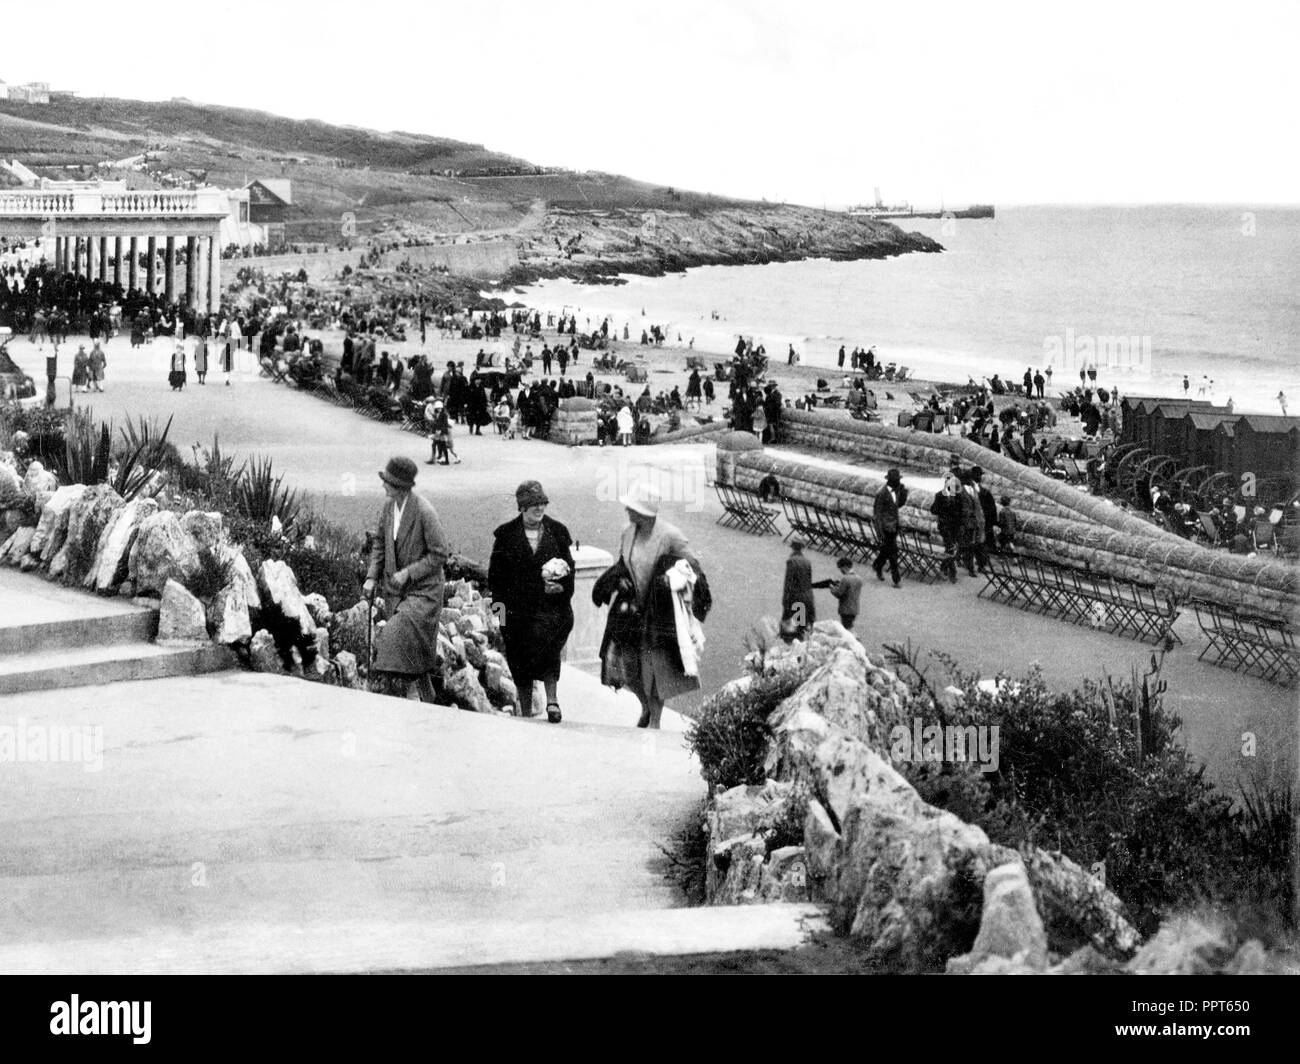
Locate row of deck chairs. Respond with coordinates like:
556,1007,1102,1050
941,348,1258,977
979,554,1183,644
772,498,950,580
1191,600,1298,686
714,485,781,535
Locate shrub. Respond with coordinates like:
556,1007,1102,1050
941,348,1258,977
183,546,233,603
887,648,1295,937
234,455,301,530
687,669,812,792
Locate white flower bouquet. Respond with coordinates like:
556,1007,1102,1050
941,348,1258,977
540,558,570,582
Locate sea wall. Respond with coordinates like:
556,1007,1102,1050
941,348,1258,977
229,239,519,284
716,429,1299,617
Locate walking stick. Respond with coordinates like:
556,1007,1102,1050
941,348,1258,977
365,587,375,693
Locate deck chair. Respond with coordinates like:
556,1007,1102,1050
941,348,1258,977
1196,512,1221,546
1253,519,1276,553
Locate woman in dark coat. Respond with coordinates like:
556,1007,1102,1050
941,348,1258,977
467,377,491,435
929,471,963,583
488,481,576,722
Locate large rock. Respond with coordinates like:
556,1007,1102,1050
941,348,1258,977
180,510,225,554
302,593,332,628
249,629,286,673
1019,848,1141,960
334,650,360,688
757,621,872,677
444,664,494,713
88,497,159,592
128,510,201,594
208,580,252,645
22,460,57,495
157,579,209,644
947,860,1049,973
769,647,909,755
709,834,769,905
226,549,261,611
1125,914,1238,975
0,460,21,497
2,525,36,563
257,559,316,641
29,484,87,560
50,484,122,584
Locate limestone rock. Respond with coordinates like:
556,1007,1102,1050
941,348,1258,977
0,460,21,496
157,579,209,645
18,550,39,571
51,484,121,584
89,497,159,592
129,510,201,594
334,650,359,688
249,629,286,673
757,846,812,903
30,484,86,559
1126,914,1238,975
180,510,225,553
208,581,252,645
769,647,909,755
759,621,872,677
710,779,799,843
256,559,316,641
462,636,487,670
710,834,768,905
1020,848,1141,960
117,579,136,598
226,549,262,611
303,628,332,682
962,860,1049,972
2,525,36,564
445,664,493,713
22,460,57,495
302,592,332,628
1052,945,1125,975
440,607,463,627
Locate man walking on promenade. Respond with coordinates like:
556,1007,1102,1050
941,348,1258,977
782,537,815,639
363,456,449,702
872,469,907,587
814,557,863,629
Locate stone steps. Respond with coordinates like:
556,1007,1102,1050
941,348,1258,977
0,568,237,694
0,640,236,696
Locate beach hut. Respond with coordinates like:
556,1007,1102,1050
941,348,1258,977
1232,414,1300,483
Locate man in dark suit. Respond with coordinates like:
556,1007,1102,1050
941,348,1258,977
363,456,449,701
971,466,1000,555
872,468,908,587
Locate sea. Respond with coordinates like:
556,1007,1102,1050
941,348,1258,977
511,205,1300,416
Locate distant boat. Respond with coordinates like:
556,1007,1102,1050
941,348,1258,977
847,188,995,220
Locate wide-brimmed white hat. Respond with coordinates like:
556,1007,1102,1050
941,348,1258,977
620,482,661,517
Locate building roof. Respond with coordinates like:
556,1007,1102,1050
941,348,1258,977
247,179,292,205
1235,414,1300,434
1184,411,1240,430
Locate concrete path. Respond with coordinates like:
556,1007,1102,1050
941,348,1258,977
0,667,782,973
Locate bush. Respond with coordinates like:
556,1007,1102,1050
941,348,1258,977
233,455,301,529
889,648,1295,937
183,546,233,603
687,669,812,792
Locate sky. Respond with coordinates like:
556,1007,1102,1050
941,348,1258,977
2,0,1297,208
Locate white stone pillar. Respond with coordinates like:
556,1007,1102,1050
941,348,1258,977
207,233,221,313
564,544,614,668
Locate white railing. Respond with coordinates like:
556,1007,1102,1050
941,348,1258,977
0,188,230,217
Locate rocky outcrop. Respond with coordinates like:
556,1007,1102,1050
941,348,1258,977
499,205,942,289
22,460,57,495
700,621,1142,972
249,628,285,673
